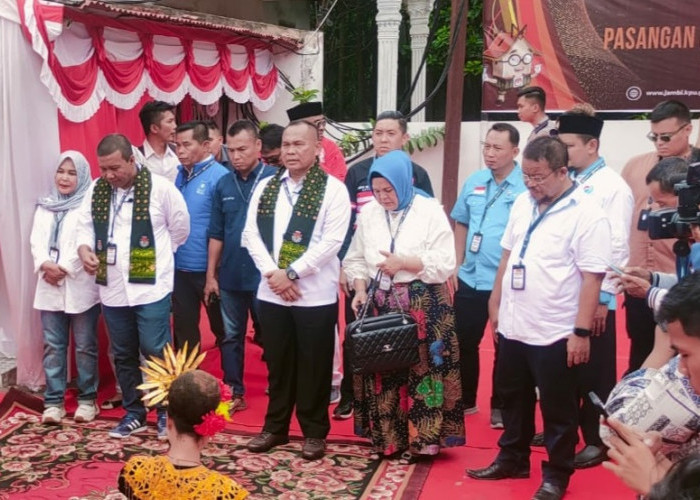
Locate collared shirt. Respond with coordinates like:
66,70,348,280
174,155,229,272
242,169,351,307
141,140,180,183
31,205,100,314
451,163,526,291
75,173,190,307
343,195,455,285
574,158,634,304
527,116,557,143
498,189,611,346
209,162,275,292
621,151,677,274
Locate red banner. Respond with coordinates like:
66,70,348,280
482,0,700,112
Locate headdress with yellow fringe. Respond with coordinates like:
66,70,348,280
137,342,233,436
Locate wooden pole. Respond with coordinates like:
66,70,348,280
441,0,468,216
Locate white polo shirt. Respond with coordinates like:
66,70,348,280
498,189,612,346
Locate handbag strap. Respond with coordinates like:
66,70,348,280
356,269,408,330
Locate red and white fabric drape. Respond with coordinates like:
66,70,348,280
18,0,280,123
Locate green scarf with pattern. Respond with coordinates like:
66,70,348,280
257,163,328,269
91,167,156,285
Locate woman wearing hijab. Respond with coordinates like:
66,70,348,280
30,151,101,424
343,150,466,462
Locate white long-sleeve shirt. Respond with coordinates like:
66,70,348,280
242,170,351,307
140,140,180,183
31,206,100,314
343,195,456,285
75,173,190,307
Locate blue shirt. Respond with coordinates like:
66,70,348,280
208,163,275,291
174,155,229,272
450,164,527,290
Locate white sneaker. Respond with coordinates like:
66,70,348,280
74,401,99,423
42,406,66,424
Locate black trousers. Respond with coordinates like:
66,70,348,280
496,335,578,488
454,280,502,409
576,310,617,446
172,270,225,350
624,293,656,375
258,300,337,439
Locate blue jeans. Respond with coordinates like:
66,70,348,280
102,294,172,420
41,304,100,407
219,289,257,396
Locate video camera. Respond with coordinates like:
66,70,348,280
648,162,700,240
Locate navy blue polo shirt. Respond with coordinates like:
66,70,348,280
208,162,275,291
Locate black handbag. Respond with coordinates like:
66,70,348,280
346,271,419,375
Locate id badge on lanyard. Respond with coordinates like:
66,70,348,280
106,243,118,265
49,247,60,263
470,232,483,253
511,264,526,290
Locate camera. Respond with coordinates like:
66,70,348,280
648,162,700,240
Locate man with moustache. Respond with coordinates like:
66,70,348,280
621,100,700,374
467,136,612,500
557,111,634,468
242,120,351,460
205,120,275,412
450,123,527,428
172,121,229,351
76,134,189,439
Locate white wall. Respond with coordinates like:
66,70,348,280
340,120,690,202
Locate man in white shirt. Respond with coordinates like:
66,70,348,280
138,101,180,182
242,120,351,461
557,112,634,469
76,134,190,440
467,136,612,500
517,86,557,143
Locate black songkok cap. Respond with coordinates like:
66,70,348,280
286,101,323,121
558,114,604,138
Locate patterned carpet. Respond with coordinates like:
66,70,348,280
0,388,430,499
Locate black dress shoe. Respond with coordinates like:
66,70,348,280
531,432,545,447
301,438,326,460
531,482,565,500
332,398,353,420
247,431,289,453
574,444,606,469
466,462,530,480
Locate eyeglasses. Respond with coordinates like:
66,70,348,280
313,118,327,129
646,123,689,143
262,154,281,166
522,169,557,184
504,53,532,67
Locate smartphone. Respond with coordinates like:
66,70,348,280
207,293,220,306
607,263,624,275
588,391,609,419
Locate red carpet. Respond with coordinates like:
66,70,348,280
11,299,633,499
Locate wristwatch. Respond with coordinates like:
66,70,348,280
285,267,299,281
573,327,592,338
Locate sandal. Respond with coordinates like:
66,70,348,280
397,451,420,465
100,396,122,410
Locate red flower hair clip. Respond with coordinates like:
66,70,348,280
192,380,233,437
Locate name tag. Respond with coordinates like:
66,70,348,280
511,264,526,290
469,232,483,253
49,247,60,263
106,243,118,265
379,274,392,291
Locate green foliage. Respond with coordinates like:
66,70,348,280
404,126,445,155
291,87,320,104
338,124,373,157
426,0,484,76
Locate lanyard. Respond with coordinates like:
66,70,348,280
179,158,214,191
532,119,549,135
109,187,133,240
574,157,605,185
518,184,577,261
233,165,266,204
282,178,299,207
476,181,508,232
384,194,415,253
50,211,67,248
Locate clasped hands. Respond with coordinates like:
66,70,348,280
265,269,301,303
